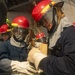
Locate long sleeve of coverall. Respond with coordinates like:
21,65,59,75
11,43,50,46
0,58,20,71
34,26,75,75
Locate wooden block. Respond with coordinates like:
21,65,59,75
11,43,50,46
39,43,48,55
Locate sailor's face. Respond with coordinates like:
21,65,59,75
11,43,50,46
41,18,53,31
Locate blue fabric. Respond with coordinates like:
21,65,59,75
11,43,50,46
39,26,75,75
0,40,28,61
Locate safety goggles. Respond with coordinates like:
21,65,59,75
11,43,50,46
13,27,29,35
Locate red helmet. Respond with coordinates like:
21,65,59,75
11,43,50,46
36,32,45,39
0,24,11,33
11,16,29,28
32,0,55,22
35,32,46,43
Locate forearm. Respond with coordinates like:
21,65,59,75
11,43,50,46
39,55,56,75
39,55,70,75
0,58,20,72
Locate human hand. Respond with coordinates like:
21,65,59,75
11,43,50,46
27,47,41,63
16,61,38,75
27,47,47,69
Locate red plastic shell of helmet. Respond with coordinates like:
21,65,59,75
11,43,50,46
32,0,52,22
36,32,45,39
12,16,29,28
0,24,9,33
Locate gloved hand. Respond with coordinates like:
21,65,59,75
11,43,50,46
11,60,38,75
16,61,38,75
27,47,47,69
0,59,37,75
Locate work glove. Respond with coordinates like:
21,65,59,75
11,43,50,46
0,59,38,75
27,47,47,69
16,61,38,75
11,61,38,75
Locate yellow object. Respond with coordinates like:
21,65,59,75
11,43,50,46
39,43,48,55
41,5,50,14
11,23,18,27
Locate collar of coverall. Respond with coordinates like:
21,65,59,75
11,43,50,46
10,37,26,47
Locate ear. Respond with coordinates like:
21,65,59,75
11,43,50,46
54,1,64,8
